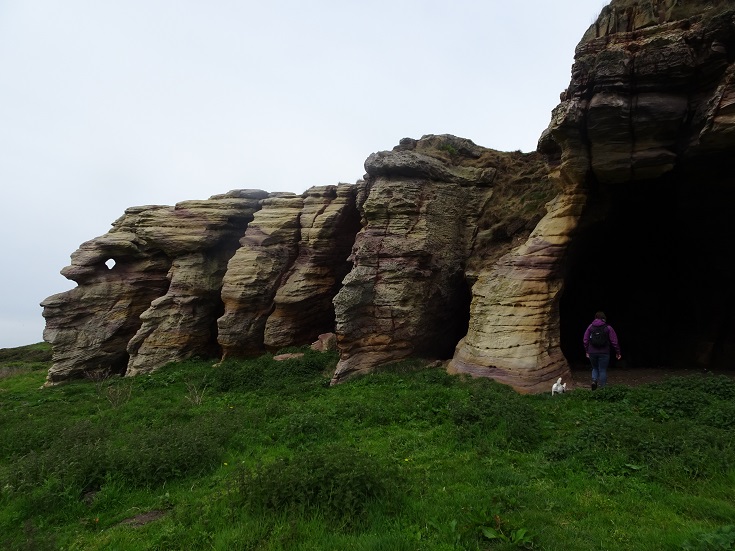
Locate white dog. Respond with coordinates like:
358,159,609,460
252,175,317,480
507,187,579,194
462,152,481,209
551,377,567,395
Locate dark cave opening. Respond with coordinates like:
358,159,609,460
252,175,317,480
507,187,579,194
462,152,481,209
436,272,473,360
560,166,735,372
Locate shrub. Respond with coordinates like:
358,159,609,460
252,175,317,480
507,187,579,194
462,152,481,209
1,409,236,513
449,379,542,451
7,420,109,494
630,385,712,422
662,375,735,401
262,350,335,391
229,444,401,529
682,524,735,551
588,384,632,403
699,401,735,430
211,358,266,392
111,412,235,487
278,410,336,446
545,414,735,482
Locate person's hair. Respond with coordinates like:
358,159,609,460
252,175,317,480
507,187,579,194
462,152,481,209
595,311,607,321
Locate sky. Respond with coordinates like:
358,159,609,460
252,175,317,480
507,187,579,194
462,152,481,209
0,0,610,349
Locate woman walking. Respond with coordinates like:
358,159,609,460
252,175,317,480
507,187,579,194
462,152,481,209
583,311,621,390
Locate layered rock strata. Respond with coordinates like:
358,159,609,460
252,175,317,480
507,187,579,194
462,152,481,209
41,229,172,384
42,191,267,383
263,185,360,350
217,184,359,358
216,194,304,359
42,187,361,384
447,188,585,392
43,1,735,391
537,0,735,370
332,135,559,387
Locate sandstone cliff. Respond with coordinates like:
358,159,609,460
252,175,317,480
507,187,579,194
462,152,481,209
333,136,559,389
538,0,735,372
42,1,735,391
42,187,360,383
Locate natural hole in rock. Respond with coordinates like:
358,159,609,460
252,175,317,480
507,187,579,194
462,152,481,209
560,167,735,372
436,273,473,360
105,258,116,270
108,352,130,377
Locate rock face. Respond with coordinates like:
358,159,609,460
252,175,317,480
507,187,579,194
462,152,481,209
42,191,267,382
217,184,359,359
263,185,360,350
42,1,735,391
217,193,304,359
42,187,361,384
41,227,172,383
539,0,735,372
333,136,558,387
447,190,585,392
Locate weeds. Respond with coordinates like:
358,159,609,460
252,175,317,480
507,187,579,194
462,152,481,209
104,378,133,408
184,377,208,405
449,377,542,451
84,369,133,408
432,504,536,549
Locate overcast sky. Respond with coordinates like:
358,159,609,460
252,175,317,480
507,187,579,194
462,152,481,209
0,0,609,349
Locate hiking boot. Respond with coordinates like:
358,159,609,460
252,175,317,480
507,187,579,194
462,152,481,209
591,380,598,391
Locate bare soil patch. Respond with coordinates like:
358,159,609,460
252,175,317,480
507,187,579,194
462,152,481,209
117,510,166,527
568,364,735,390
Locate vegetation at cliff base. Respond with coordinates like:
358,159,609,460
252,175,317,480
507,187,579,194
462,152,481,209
1,343,734,550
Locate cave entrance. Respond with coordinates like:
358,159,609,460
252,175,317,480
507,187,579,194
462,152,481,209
560,167,735,372
441,273,473,360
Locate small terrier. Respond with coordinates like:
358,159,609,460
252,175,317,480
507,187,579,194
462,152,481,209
551,377,567,395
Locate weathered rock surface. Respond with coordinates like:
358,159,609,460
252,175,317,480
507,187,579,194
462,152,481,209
448,190,585,392
539,0,735,372
216,185,359,359
332,135,558,386
542,0,735,181
42,1,735,391
216,194,304,359
311,332,337,352
42,191,268,383
263,185,360,350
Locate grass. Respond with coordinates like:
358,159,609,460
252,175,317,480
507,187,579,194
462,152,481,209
1,344,734,549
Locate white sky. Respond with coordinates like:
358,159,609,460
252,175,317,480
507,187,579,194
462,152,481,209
0,0,609,348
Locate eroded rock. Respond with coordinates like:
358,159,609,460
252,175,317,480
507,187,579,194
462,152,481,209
42,2,735,392
263,185,360,350
42,191,267,384
332,135,557,385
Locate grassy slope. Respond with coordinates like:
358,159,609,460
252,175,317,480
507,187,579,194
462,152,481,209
1,345,734,550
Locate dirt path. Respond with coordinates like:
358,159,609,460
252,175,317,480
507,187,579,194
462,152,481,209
567,365,735,390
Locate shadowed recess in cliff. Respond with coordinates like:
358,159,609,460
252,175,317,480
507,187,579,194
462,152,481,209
560,162,735,371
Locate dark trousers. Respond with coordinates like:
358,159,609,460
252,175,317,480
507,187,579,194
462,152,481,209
589,353,610,388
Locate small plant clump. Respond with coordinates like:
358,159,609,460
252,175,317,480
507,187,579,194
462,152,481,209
229,443,400,530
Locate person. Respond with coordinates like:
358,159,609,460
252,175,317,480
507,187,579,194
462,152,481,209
583,311,621,390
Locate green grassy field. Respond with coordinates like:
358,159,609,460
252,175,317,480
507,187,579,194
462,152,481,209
1,343,734,550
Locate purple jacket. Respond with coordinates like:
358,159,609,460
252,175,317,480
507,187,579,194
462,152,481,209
583,319,621,355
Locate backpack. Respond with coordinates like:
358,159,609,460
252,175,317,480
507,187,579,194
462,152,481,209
589,323,609,347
